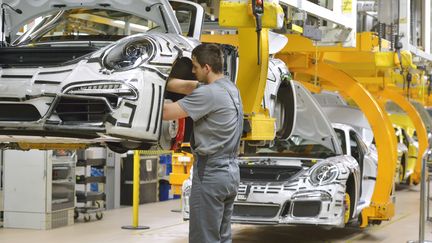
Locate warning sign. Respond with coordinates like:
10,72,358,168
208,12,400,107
343,0,352,14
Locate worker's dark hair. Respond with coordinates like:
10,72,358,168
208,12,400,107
191,43,224,74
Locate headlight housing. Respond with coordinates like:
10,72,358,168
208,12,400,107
102,35,154,71
63,81,138,108
309,162,339,186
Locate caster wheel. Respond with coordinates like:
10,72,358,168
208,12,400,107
96,212,103,220
84,214,91,222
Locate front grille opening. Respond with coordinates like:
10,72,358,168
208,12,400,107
54,97,110,123
233,204,280,218
280,201,291,217
292,201,321,217
83,93,119,108
240,165,302,182
0,104,41,121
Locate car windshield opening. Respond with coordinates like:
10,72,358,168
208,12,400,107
14,8,160,46
243,135,336,159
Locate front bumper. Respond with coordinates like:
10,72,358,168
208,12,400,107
182,182,346,227
0,61,166,144
231,184,346,227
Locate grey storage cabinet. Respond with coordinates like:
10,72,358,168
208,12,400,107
3,150,76,229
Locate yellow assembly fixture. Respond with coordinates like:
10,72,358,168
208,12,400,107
218,0,284,141
287,59,397,227
377,89,428,185
276,31,431,226
209,2,432,228
169,143,194,196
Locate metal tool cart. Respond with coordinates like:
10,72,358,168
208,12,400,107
75,148,106,222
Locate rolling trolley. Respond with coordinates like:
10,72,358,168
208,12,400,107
75,149,106,222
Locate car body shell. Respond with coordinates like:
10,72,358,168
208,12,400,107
182,80,377,228
0,0,204,150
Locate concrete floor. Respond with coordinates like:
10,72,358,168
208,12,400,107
0,184,431,243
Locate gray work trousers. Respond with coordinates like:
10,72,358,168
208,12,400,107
189,157,240,243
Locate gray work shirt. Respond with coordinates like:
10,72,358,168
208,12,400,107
178,77,243,157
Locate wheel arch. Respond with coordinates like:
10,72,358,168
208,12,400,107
345,173,357,220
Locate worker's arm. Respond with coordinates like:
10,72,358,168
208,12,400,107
163,102,188,120
166,78,199,95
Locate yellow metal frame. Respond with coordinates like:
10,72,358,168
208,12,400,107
219,0,283,29
236,28,276,140
237,28,269,114
290,60,397,226
377,90,428,185
277,32,432,226
216,0,285,141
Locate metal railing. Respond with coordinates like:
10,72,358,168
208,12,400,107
408,149,432,243
427,150,432,223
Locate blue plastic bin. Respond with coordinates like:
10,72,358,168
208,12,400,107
159,154,172,175
90,168,103,192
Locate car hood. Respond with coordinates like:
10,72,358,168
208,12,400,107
290,81,342,155
3,0,181,40
319,105,371,130
313,93,368,130
314,92,374,145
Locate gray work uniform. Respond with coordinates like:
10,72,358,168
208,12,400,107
178,77,243,243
